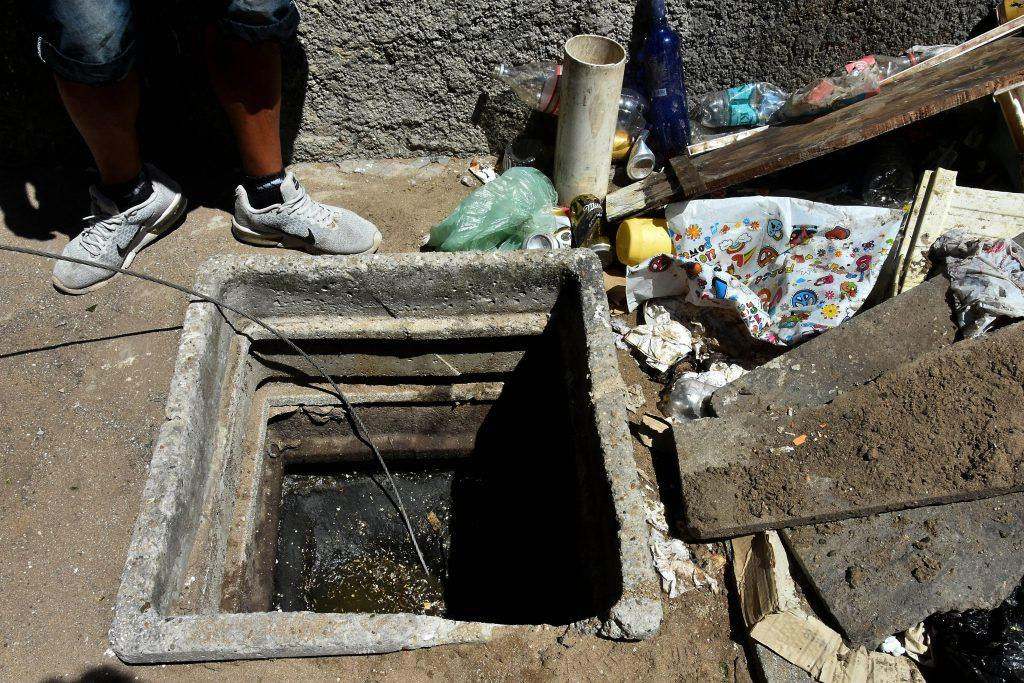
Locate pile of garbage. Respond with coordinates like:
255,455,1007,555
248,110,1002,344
421,0,1024,677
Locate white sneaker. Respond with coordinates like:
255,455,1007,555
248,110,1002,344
52,164,186,295
231,172,382,255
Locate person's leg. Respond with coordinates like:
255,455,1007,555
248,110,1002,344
55,72,143,186
39,0,141,186
204,30,283,178
39,0,186,293
211,1,381,255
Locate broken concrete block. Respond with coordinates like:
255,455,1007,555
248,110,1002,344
783,493,1024,648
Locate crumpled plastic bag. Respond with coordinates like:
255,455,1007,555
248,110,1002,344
931,231,1024,338
926,580,1024,682
626,196,904,345
428,166,558,251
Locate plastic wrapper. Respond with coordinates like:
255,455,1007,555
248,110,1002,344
625,196,904,345
427,167,557,251
926,581,1024,682
931,231,1024,338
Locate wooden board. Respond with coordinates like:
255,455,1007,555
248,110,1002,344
606,38,1024,222
891,168,1024,297
682,15,1024,159
783,493,1024,649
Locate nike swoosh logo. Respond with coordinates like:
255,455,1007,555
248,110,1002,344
117,234,141,258
298,229,316,246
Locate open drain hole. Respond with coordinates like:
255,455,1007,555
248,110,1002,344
256,340,608,625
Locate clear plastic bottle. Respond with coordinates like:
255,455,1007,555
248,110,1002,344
638,0,692,156
618,86,650,138
846,45,953,80
493,64,650,135
492,62,563,114
775,66,882,122
696,82,788,128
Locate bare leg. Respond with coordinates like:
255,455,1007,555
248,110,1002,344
55,71,142,185
205,28,284,177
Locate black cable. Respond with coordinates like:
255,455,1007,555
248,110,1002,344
0,243,430,576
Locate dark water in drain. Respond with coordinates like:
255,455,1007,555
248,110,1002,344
271,335,611,624
274,468,454,617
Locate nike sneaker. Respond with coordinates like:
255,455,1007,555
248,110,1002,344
52,164,186,295
231,172,382,255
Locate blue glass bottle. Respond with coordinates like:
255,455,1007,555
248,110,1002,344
640,0,692,157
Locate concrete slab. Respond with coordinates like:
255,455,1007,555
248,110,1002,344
674,274,958,540
783,494,1024,649
673,232,1024,539
110,250,662,663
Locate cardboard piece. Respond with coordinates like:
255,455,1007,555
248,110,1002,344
732,531,924,683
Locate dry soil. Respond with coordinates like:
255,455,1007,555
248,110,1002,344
0,160,749,682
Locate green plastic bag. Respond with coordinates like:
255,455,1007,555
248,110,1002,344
428,167,558,251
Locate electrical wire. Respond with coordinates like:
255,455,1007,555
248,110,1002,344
0,243,431,576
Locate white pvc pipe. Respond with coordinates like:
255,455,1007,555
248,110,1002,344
554,35,627,204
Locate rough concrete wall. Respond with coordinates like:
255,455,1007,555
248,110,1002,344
0,0,998,169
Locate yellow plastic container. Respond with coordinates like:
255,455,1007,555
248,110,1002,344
615,217,673,266
1004,0,1022,20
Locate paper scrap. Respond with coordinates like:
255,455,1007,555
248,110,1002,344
645,499,720,597
623,300,701,372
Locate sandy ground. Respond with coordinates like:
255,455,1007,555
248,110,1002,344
0,160,751,682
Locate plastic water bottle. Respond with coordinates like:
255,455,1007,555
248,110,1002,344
697,82,788,128
492,62,563,114
638,0,692,156
846,45,953,80
492,64,650,134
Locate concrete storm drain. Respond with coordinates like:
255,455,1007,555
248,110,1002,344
111,251,661,662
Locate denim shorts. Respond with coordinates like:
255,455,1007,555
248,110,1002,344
38,0,300,85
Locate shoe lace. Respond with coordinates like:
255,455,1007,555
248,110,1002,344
78,212,125,257
284,185,335,227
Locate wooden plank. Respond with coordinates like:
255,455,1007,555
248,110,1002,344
680,18,1024,162
606,38,1024,223
889,169,937,299
894,168,956,295
893,168,1024,296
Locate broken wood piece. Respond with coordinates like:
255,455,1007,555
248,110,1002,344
732,531,924,683
995,7,1024,156
892,168,1024,297
605,38,1024,222
679,16,1024,162
782,492,1024,649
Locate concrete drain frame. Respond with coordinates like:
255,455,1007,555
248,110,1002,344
111,251,661,663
